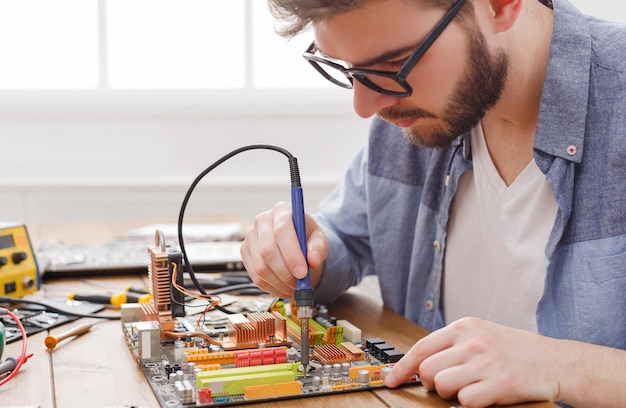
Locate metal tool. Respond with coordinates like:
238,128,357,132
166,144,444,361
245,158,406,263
68,292,128,307
45,321,96,350
67,291,151,307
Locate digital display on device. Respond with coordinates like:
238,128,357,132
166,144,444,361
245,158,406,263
0,234,15,250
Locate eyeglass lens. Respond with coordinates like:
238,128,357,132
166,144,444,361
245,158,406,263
314,61,407,94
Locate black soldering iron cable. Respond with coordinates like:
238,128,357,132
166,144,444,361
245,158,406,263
177,144,302,296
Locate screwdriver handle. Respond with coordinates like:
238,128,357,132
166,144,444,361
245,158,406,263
124,292,152,303
68,292,127,307
125,285,150,295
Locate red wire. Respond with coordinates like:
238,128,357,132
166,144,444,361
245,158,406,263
0,310,30,386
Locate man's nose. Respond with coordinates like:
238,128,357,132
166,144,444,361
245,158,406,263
352,81,398,118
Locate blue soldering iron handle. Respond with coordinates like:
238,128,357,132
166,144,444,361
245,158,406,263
291,186,312,291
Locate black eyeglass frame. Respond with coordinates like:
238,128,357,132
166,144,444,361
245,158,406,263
302,0,468,97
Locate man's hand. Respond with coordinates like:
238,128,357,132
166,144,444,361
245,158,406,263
385,317,561,407
240,201,328,299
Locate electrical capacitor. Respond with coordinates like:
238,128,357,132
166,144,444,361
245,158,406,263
381,366,391,381
317,305,329,318
321,375,331,392
357,369,370,386
175,381,185,399
312,375,321,387
287,348,298,362
194,367,202,378
174,340,185,362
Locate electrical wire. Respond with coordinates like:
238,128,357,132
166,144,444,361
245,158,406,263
171,262,221,304
0,309,32,386
170,262,222,316
177,144,302,298
0,297,120,320
168,262,266,314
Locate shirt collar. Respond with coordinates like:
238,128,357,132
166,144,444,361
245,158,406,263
534,0,590,164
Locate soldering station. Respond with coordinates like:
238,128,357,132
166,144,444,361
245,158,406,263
0,223,39,383
0,145,417,406
0,223,39,298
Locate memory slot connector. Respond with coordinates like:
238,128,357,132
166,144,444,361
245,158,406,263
186,349,236,366
321,325,343,345
196,363,300,397
286,317,324,347
186,346,288,367
308,318,344,345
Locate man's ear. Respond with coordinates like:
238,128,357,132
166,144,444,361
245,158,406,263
489,0,522,32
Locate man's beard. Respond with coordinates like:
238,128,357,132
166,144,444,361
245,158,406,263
378,23,509,148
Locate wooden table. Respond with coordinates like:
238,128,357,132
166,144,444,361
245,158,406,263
0,220,557,407
1,274,556,408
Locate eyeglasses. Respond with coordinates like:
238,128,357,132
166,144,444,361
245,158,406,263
302,0,467,97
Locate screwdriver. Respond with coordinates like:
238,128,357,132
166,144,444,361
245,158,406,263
45,321,96,350
125,291,153,303
68,292,151,307
68,292,127,307
125,285,150,295
291,167,314,377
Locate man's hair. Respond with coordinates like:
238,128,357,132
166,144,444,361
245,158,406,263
268,0,460,38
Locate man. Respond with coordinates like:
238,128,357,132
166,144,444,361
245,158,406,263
240,0,626,406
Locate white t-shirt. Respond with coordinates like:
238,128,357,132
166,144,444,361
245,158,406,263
442,124,559,332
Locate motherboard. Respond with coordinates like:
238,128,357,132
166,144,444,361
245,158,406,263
119,234,419,406
121,300,418,407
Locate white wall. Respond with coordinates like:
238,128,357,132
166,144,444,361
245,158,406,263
2,0,623,226
0,91,370,224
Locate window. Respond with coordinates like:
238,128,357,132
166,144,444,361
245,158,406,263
0,0,99,89
0,0,622,91
0,0,330,91
106,1,246,89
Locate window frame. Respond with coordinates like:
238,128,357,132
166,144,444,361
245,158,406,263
0,0,350,118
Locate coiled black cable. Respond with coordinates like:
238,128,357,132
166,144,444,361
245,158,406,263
177,144,302,303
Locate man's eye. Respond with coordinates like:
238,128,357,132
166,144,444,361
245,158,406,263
388,58,409,67
368,57,409,70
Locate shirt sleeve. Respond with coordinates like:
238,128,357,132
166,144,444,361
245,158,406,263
312,145,375,304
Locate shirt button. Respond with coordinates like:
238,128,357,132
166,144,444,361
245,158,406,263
433,241,441,251
567,145,578,156
425,300,434,311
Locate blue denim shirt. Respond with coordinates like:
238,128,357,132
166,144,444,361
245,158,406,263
313,0,626,349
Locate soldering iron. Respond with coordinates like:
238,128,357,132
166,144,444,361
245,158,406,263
290,161,314,377
176,144,314,375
